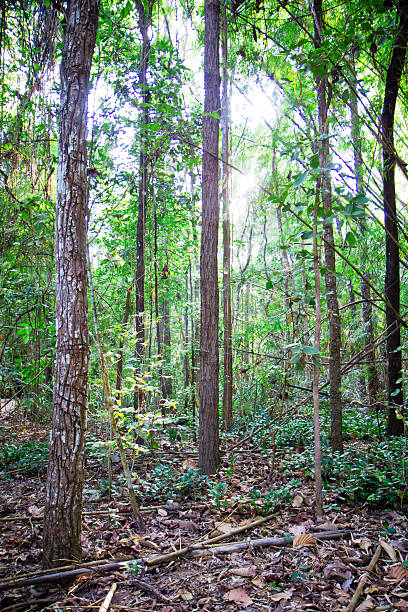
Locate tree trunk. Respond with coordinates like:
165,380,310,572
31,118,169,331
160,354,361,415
43,0,99,568
349,57,379,410
221,6,233,431
381,0,408,436
313,182,323,517
199,0,221,475
134,0,154,412
313,0,343,453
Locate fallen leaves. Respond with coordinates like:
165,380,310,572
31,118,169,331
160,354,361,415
389,564,408,581
223,587,253,605
292,533,316,548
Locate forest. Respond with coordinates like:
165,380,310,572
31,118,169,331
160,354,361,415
0,0,408,610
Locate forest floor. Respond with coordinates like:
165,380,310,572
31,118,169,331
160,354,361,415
0,415,407,611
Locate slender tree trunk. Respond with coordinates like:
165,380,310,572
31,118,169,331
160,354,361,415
43,0,99,568
134,0,154,412
313,0,343,453
199,0,221,475
381,1,408,436
313,183,323,517
349,57,379,410
221,6,233,431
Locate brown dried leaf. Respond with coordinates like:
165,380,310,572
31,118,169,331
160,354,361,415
223,588,253,605
229,566,256,577
356,537,372,553
379,538,397,561
355,596,376,612
389,565,408,581
269,589,293,602
214,521,232,534
27,504,43,517
181,458,197,470
291,494,304,508
293,533,316,548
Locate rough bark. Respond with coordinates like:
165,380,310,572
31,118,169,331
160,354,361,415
221,6,233,431
381,0,408,436
199,0,221,475
313,183,323,516
43,0,99,568
134,0,154,412
313,0,343,453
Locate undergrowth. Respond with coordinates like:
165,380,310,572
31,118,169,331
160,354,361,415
0,438,49,475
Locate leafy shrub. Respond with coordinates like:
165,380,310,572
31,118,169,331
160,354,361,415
284,438,408,508
0,439,49,475
141,463,208,502
248,479,300,514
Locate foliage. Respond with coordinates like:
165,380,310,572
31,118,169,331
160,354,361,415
285,439,408,508
0,439,49,475
141,463,208,502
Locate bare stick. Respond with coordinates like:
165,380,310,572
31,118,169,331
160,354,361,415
347,544,382,612
98,582,117,612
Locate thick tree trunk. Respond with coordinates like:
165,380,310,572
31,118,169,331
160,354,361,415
221,6,233,431
43,0,99,568
199,0,221,475
134,0,154,412
381,1,408,436
313,0,343,453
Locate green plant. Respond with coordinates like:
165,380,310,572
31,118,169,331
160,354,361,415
142,463,208,502
0,439,49,475
248,480,300,514
207,481,229,508
285,439,408,508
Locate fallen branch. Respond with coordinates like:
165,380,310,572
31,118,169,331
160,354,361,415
99,582,117,612
0,561,131,591
0,556,133,584
347,543,382,612
145,512,279,566
146,529,350,566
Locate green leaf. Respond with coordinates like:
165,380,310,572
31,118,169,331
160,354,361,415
293,171,308,187
302,345,320,355
310,154,319,169
266,280,273,290
345,231,356,247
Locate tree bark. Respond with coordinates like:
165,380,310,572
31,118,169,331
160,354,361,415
349,62,379,410
381,0,408,436
199,0,221,475
43,0,99,568
221,5,233,431
134,0,154,412
313,0,343,453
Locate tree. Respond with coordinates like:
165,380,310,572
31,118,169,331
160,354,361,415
43,0,99,567
382,0,408,436
221,5,233,431
134,0,155,412
313,0,343,453
199,0,221,475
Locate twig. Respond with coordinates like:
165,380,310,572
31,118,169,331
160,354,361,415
98,582,117,612
347,544,382,612
132,578,171,603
